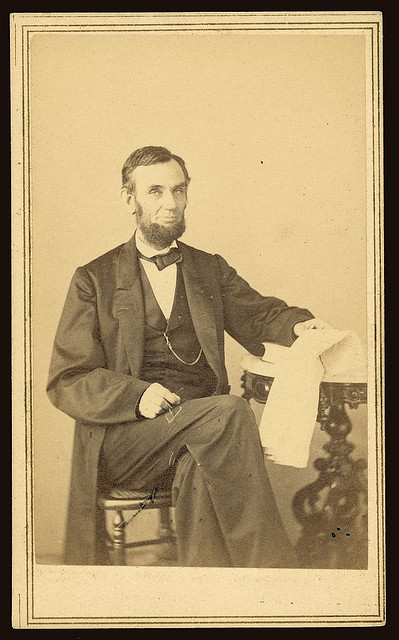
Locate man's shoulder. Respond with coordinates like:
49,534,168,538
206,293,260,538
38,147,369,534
178,240,220,263
178,240,232,273
79,240,127,273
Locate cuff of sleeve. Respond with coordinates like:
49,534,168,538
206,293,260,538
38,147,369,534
135,397,144,419
291,325,299,341
132,382,151,420
275,311,314,346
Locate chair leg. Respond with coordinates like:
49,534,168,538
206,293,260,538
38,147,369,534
159,505,174,542
158,506,177,563
112,509,126,565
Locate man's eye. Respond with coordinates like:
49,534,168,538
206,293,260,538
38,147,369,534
149,189,161,195
174,188,185,194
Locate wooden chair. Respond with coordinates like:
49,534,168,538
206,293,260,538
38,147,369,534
98,486,176,565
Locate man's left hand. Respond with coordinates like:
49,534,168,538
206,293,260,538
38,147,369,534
293,318,335,336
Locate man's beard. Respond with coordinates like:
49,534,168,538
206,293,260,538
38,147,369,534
136,209,186,250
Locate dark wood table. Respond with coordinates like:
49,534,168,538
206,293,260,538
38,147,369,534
240,354,368,569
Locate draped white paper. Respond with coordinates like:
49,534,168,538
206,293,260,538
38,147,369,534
259,329,365,468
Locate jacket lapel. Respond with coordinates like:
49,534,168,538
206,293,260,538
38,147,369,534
179,243,221,379
166,266,189,331
114,235,145,377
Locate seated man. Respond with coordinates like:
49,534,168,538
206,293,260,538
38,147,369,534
47,145,329,567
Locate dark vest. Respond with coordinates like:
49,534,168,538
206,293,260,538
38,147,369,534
139,263,218,401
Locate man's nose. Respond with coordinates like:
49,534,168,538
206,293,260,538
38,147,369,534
162,190,177,210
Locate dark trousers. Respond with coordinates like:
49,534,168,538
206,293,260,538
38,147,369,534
101,395,297,568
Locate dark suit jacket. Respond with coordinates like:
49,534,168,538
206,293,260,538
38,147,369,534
47,234,313,564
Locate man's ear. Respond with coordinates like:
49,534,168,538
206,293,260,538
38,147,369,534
120,188,136,214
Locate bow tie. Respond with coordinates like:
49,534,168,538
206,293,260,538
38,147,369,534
137,247,183,271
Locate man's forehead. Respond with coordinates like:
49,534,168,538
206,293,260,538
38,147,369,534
132,160,185,186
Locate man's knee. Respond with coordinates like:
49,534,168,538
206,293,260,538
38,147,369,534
184,394,257,439
209,395,256,431
213,394,253,416
202,395,261,454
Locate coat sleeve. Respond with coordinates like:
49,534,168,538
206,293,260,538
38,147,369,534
215,254,314,355
47,267,150,426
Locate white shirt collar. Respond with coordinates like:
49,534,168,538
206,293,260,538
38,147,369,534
135,231,178,258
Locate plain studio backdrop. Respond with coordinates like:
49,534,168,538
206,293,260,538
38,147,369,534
30,31,368,562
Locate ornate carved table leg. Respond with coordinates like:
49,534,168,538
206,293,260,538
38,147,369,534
293,383,368,569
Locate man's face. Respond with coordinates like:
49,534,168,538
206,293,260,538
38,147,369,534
129,160,188,249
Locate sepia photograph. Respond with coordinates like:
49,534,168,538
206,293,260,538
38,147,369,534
11,11,384,628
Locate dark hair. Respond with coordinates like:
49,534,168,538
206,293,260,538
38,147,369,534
122,146,191,192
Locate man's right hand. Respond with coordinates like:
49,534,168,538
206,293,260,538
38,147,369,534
138,383,181,420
